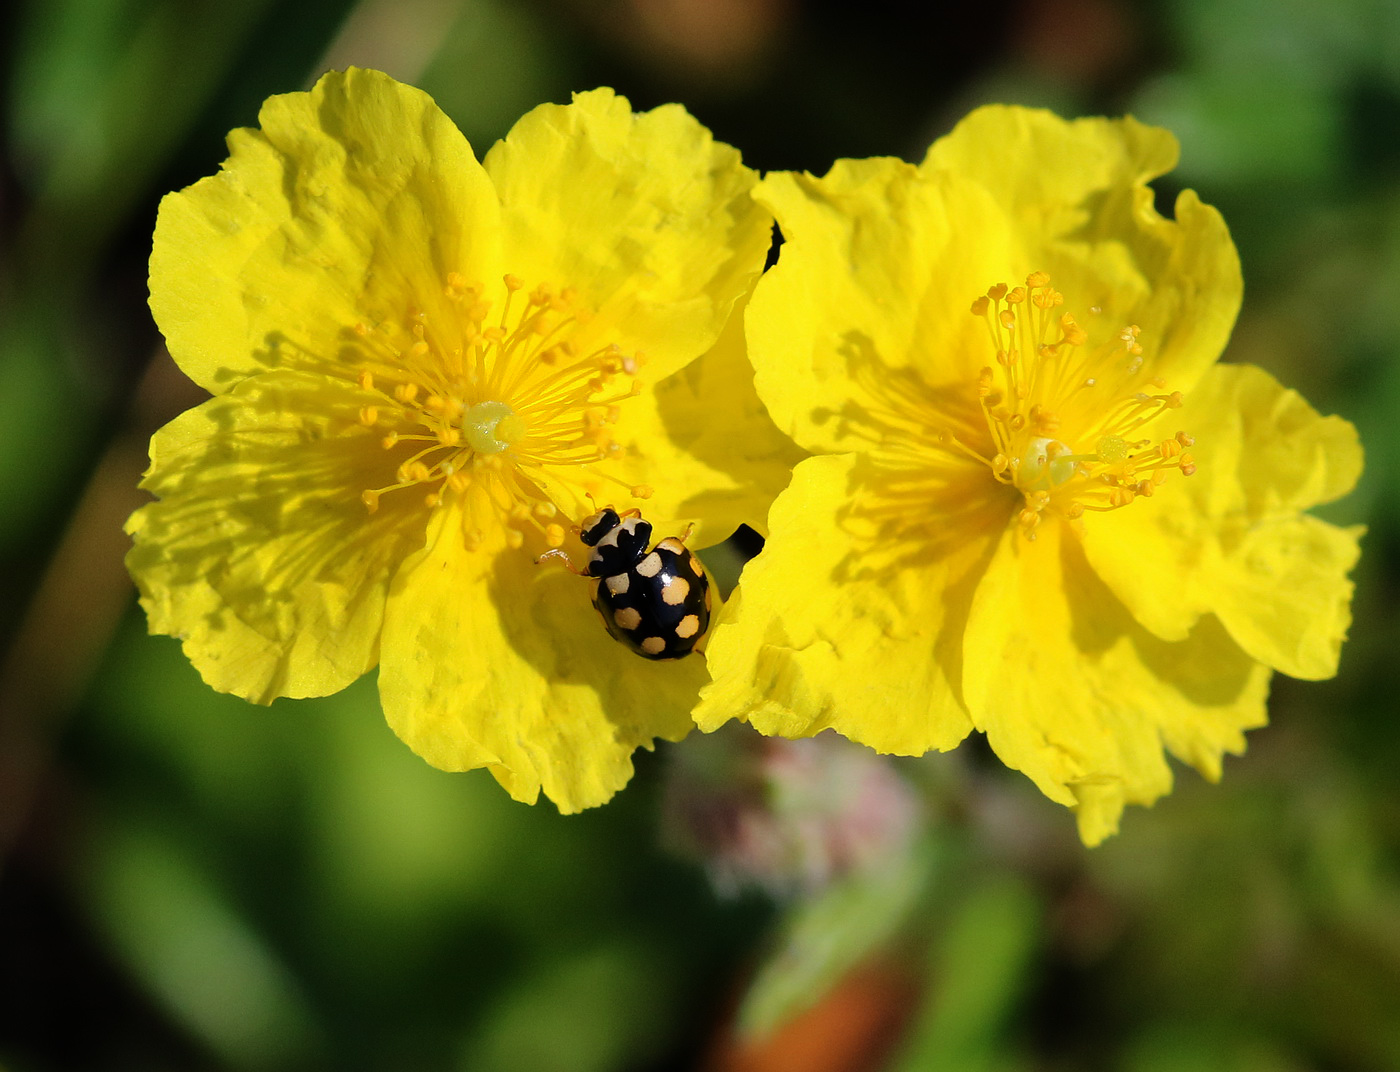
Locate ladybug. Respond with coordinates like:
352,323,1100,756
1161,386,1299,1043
570,507,712,659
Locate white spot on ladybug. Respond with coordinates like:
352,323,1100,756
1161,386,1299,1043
605,573,630,595
640,636,666,655
636,551,663,578
661,575,690,605
614,606,642,630
676,614,700,639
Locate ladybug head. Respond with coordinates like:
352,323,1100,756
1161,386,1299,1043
579,507,652,576
579,508,620,546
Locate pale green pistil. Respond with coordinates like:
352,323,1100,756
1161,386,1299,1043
465,400,525,454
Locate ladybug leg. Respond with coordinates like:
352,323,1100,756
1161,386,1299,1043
535,548,589,576
677,521,695,544
618,507,644,521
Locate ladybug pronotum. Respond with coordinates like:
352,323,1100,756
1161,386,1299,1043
574,507,712,659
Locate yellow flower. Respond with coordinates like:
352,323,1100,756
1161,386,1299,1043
126,69,789,812
695,106,1364,844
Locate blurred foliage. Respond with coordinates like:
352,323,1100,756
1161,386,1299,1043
2,0,1399,1070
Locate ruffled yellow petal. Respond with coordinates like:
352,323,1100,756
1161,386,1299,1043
1079,362,1363,678
606,295,806,545
922,105,1180,222
695,454,981,752
962,523,1270,845
150,67,501,393
922,106,1242,394
378,497,702,812
747,161,1013,453
125,370,426,701
1209,515,1363,680
482,88,771,383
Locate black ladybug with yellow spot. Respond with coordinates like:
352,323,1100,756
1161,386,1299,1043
575,507,712,659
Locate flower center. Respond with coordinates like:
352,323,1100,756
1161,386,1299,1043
966,272,1197,539
463,400,525,454
349,274,650,551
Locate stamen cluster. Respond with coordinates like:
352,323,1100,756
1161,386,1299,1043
969,272,1198,539
351,274,652,549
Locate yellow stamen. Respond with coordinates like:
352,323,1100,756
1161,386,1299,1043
348,274,648,547
967,271,1198,538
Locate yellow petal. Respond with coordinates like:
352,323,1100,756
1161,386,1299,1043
962,522,1270,845
922,105,1241,394
922,105,1180,219
747,161,1013,453
483,88,770,382
125,370,426,702
606,293,807,545
150,67,501,394
378,497,702,813
696,453,981,753
1079,362,1364,678
1209,515,1363,681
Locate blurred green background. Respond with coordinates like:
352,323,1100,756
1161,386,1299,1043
2,1,1398,1069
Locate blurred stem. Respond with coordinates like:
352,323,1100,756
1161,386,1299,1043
0,349,204,874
